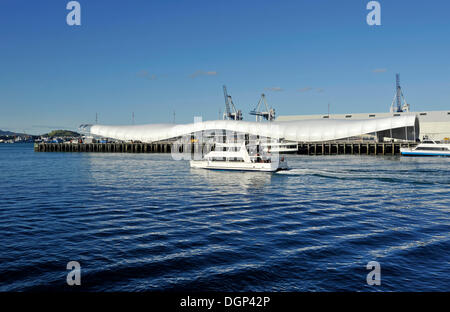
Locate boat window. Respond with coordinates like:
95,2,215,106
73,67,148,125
415,147,448,151
345,115,352,118
393,114,400,116
369,114,376,117
420,113,427,116
322,116,329,119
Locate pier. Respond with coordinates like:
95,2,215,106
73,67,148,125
34,142,174,153
297,142,416,156
34,141,417,156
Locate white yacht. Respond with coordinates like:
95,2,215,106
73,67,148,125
190,142,289,172
400,140,450,157
260,142,298,154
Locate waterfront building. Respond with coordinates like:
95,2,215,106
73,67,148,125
277,110,450,141
82,115,419,144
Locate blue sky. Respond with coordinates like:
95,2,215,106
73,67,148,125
1,0,449,134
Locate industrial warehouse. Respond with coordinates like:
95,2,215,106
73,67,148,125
277,110,450,141
278,75,450,141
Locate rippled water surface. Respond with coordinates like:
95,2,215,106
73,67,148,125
0,144,449,291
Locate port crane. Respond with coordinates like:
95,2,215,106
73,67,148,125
249,93,276,122
222,85,243,120
390,73,410,113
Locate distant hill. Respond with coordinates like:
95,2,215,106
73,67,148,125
0,129,27,136
44,130,80,137
0,129,80,137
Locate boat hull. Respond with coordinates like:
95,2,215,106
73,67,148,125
190,160,289,172
400,148,450,157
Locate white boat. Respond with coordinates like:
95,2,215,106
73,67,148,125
190,142,289,172
260,142,298,153
400,140,450,157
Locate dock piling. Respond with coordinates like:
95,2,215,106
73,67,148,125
34,141,415,156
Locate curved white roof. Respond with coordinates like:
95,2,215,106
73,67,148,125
88,115,418,143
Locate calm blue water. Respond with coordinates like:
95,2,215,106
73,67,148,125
0,144,449,291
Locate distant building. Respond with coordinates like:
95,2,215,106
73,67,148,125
277,110,450,141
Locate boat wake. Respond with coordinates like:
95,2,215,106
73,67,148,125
275,168,325,175
276,167,449,185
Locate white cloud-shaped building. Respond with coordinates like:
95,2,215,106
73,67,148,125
82,115,419,143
